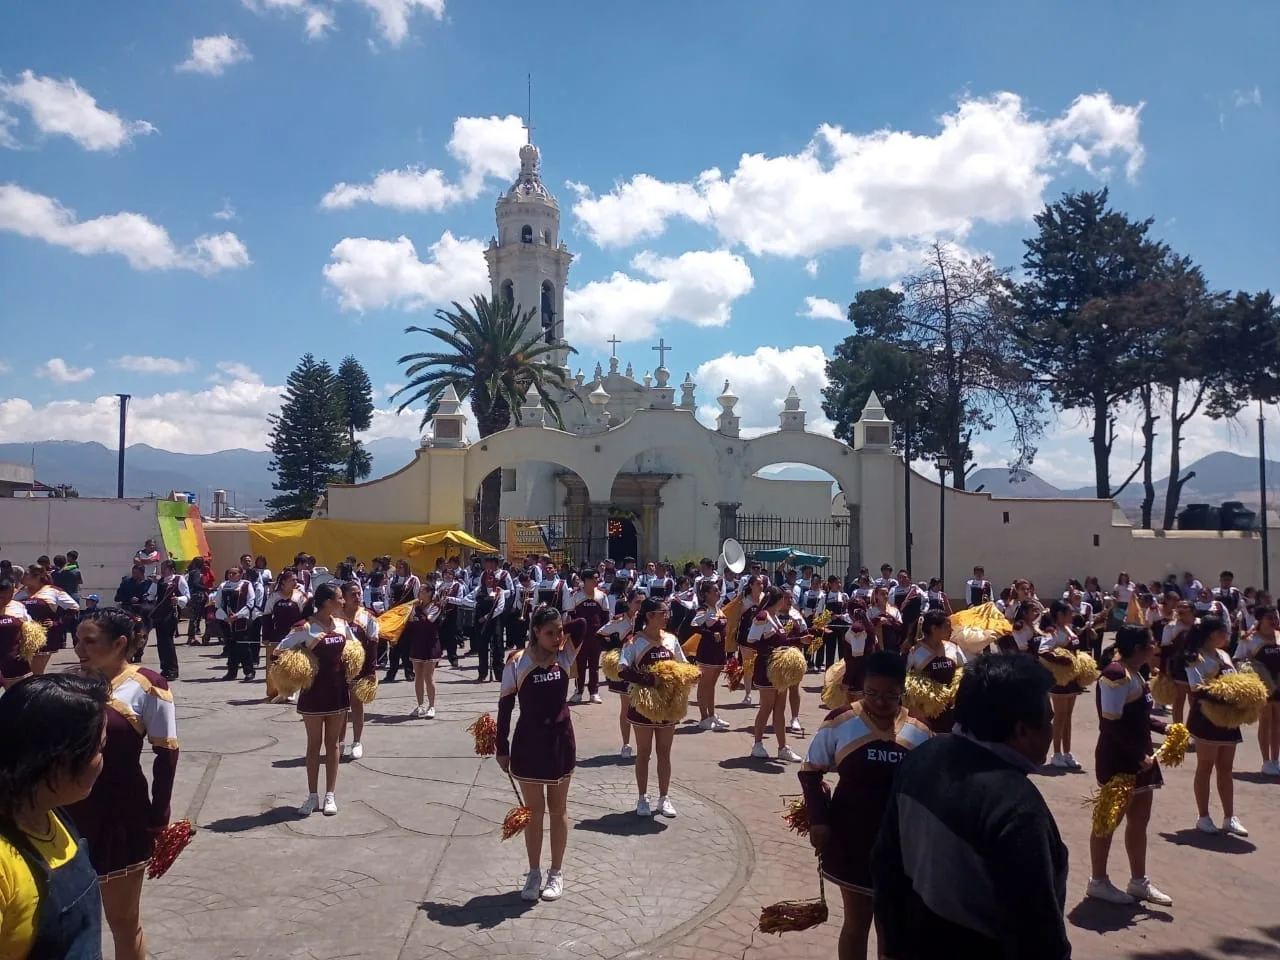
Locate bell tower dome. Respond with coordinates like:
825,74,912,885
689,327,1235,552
484,141,574,366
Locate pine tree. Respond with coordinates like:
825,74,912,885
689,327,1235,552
335,356,375,484
266,354,346,520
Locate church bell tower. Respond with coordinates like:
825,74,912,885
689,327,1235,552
484,141,574,367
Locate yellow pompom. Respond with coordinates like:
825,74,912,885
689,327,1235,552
601,648,622,683
767,647,808,690
951,625,995,657
821,660,849,710
1039,651,1078,686
1085,774,1136,838
18,620,47,663
1072,652,1100,687
340,638,365,682
269,647,318,697
351,675,378,704
1150,671,1179,706
1155,723,1190,768
811,610,832,633
1198,671,1269,728
903,669,963,719
629,659,702,724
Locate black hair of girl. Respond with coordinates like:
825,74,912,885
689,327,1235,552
760,586,787,611
528,604,562,644
695,578,719,604
1113,623,1153,661
302,582,343,619
863,649,908,685
636,595,669,634
919,608,949,641
1048,599,1072,622
1255,604,1277,623
1179,615,1229,670
81,607,141,657
340,579,362,599
625,587,644,606
0,674,110,816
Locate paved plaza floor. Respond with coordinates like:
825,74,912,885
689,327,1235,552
75,641,1278,960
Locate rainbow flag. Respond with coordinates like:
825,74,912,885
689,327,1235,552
157,500,210,572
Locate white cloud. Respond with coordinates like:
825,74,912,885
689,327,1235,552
323,230,489,311
1232,86,1262,109
208,361,261,383
212,200,236,221
0,70,155,151
564,249,754,347
353,0,445,45
800,296,844,321
803,259,818,278
36,358,94,383
0,360,10,374
177,35,252,75
571,92,1144,257
242,0,334,39
694,345,834,438
112,356,197,375
0,108,17,149
0,185,251,273
321,114,524,212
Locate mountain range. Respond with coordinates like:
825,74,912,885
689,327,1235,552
2,441,1275,525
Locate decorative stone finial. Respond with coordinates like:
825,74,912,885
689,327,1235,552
655,367,670,387
779,385,806,432
519,382,545,428
427,384,468,447
593,361,604,381
679,372,696,410
609,355,619,375
854,388,894,451
716,381,740,438
625,362,634,378
643,370,652,387
589,382,610,406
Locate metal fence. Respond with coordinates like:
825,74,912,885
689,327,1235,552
736,513,853,579
539,514,590,568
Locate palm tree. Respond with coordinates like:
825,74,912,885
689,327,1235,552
393,294,577,545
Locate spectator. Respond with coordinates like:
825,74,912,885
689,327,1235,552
871,652,1070,960
51,554,82,600
133,540,163,579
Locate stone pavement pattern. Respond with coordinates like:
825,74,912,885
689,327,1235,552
70,642,1278,960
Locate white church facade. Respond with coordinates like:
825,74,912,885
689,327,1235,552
323,140,1278,593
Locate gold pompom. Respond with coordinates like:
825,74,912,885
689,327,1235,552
1156,723,1190,767
1198,672,1269,728
467,713,497,756
1085,774,1136,838
269,647,318,697
351,675,378,704
1073,652,1100,687
951,625,995,657
629,659,702,724
904,669,963,719
1039,651,1077,686
601,648,622,683
18,620,47,663
340,638,365,682
767,647,808,690
821,660,849,710
501,805,532,840
1150,671,1179,706
811,609,832,633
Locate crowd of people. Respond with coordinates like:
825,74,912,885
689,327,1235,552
0,541,1276,960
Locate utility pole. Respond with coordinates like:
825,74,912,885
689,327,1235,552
116,394,131,499
1260,401,1270,591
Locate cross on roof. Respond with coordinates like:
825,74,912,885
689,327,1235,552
524,73,534,144
652,337,671,369
607,334,622,358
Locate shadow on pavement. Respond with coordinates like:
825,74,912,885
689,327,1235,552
270,756,307,768
1158,829,1256,854
576,753,633,768
573,811,667,835
202,805,298,833
1031,766,1087,778
420,892,537,929
1067,898,1172,934
1231,771,1276,785
718,756,785,774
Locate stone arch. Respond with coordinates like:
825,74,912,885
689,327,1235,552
521,224,533,243
464,429,613,503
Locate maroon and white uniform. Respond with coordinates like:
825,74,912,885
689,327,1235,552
567,588,609,696
906,640,967,734
597,614,634,694
349,607,380,681
799,703,931,893
19,585,79,651
262,588,307,647
496,620,585,784
746,611,808,689
1159,620,1191,684
1237,632,1280,703
1039,626,1084,695
619,630,689,727
67,666,179,877
690,605,728,669
280,619,357,717
1095,661,1166,792
1186,648,1244,744
0,599,32,684
401,601,442,662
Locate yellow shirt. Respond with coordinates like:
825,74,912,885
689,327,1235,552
0,812,77,960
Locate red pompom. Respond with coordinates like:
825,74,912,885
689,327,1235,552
146,820,195,879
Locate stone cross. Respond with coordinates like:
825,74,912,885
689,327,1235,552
652,337,671,369
607,334,622,358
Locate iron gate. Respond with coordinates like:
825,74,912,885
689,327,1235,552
538,514,590,568
736,513,853,579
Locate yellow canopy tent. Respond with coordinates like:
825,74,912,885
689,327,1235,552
401,530,498,565
248,519,467,573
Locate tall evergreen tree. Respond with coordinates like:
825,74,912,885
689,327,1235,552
266,354,346,520
335,355,375,484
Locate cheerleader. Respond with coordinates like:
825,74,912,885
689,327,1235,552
1037,600,1086,768
618,597,688,817
1183,615,1248,836
340,581,380,758
70,608,179,960
866,585,904,656
400,583,442,718
1086,624,1174,906
278,583,356,817
840,608,876,700
599,589,644,757
784,595,809,734
262,569,307,703
747,587,807,763
18,564,79,674
1112,572,1135,627
496,609,586,902
906,609,966,734
1238,604,1280,775
736,575,767,705
566,569,609,705
0,574,33,687
689,580,730,730
801,651,931,960
1159,600,1195,724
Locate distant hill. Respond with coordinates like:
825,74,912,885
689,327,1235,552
1059,451,1280,509
0,438,420,516
967,468,1070,499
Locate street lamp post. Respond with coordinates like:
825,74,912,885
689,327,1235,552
1261,401,1271,592
937,456,952,588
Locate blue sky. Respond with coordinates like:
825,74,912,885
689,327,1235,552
0,0,1276,488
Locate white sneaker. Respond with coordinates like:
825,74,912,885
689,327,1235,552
712,716,731,730
788,718,803,735
620,744,634,759
656,796,677,818
1126,877,1173,906
1086,877,1135,904
410,705,424,718
287,691,299,703
540,870,563,901
425,706,436,719
778,746,802,763
1064,753,1082,770
339,742,349,758
741,693,754,705
1195,815,1219,834
589,693,602,704
520,868,542,902
698,717,716,730
750,742,769,759
322,792,338,816
1223,816,1249,838
635,795,652,817
1050,753,1071,769
568,691,583,705
298,793,319,816
350,742,363,760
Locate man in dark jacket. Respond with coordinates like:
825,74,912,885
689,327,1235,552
871,652,1070,959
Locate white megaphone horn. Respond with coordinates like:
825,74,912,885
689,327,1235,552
719,537,747,575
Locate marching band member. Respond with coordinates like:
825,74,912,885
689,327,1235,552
567,569,609,705
801,651,931,960
814,575,850,672
736,575,767,705
1040,600,1084,769
147,560,189,682
965,566,993,608
747,588,807,763
401,583,442,718
872,564,896,591
1183,615,1248,837
18,564,79,674
340,581,380,758
383,561,419,684
471,570,508,683
534,562,568,612
690,580,730,730
1087,624,1173,907
507,574,532,649
497,610,587,902
279,583,355,817
598,589,644,758
214,567,256,682
1212,570,1245,649
667,577,697,640
438,569,465,668
1237,604,1280,775
692,558,722,599
70,608,180,960
619,597,687,817
0,575,33,687
906,609,967,734
263,569,308,703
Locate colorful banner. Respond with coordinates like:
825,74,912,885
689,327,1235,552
156,500,210,571
505,519,552,559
